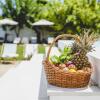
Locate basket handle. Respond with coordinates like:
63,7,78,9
47,34,81,60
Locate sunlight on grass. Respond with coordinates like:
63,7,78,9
38,44,45,54
16,44,25,60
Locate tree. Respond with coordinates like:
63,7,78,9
0,0,99,37
39,0,100,34
0,0,38,36
0,0,50,42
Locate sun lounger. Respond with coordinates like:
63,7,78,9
48,37,54,44
24,44,35,58
2,43,18,58
13,37,21,44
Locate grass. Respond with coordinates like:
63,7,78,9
16,44,24,60
38,44,45,54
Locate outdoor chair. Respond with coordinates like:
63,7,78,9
24,44,35,58
1,43,18,58
13,37,21,44
47,37,54,44
92,40,100,48
45,46,61,57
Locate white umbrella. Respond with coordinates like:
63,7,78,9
0,18,18,25
0,18,18,42
32,19,54,26
32,19,54,43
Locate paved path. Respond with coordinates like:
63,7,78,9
0,54,44,100
0,62,20,77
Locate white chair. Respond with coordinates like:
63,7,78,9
45,46,61,57
24,44,35,58
13,37,21,44
92,40,100,49
2,43,18,58
48,37,54,44
21,37,29,44
58,40,74,51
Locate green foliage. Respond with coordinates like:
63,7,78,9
51,47,73,64
0,0,44,32
0,0,99,34
50,55,60,64
0,0,50,36
41,0,100,34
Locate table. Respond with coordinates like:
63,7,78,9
47,84,100,100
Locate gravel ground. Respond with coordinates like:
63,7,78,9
0,61,21,77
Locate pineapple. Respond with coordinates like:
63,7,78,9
72,29,98,70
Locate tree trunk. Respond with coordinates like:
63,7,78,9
33,27,41,43
15,27,20,37
4,33,8,42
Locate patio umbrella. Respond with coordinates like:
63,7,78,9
0,18,18,25
32,19,54,26
32,19,54,43
0,18,18,42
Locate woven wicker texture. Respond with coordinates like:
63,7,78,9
43,34,92,88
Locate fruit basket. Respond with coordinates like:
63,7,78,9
43,33,97,88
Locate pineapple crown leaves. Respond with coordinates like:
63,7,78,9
74,29,99,53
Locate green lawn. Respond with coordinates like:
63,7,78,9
16,44,25,60
38,44,45,54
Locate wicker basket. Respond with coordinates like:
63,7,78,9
43,34,92,88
